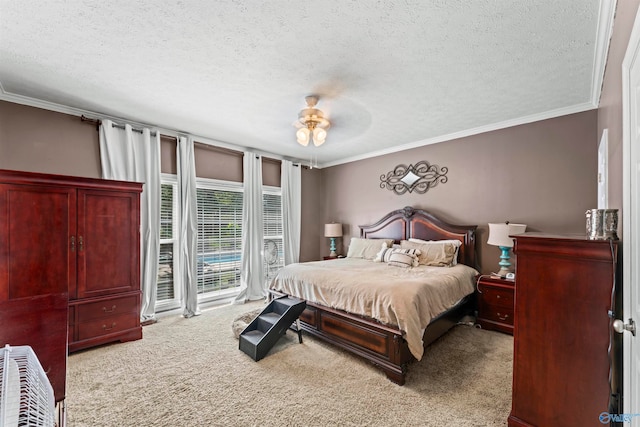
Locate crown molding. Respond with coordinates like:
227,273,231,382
319,102,597,168
0,85,299,164
0,86,93,118
1,85,596,171
591,0,618,106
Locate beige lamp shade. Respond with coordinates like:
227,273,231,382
324,223,343,237
487,223,527,248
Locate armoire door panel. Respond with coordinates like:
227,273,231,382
0,184,76,300
76,190,139,299
0,293,68,402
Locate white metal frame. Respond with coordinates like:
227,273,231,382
156,173,182,313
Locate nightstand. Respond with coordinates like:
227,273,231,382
476,275,515,335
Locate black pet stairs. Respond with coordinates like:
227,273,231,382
239,295,306,361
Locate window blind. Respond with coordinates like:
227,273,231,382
157,183,176,302
263,192,284,279
196,186,243,294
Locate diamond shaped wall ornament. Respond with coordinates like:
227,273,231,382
380,161,448,195
400,170,420,187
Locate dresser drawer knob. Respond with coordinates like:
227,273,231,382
103,322,116,331
103,305,116,313
497,313,509,321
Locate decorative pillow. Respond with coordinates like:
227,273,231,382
374,246,421,266
407,238,462,265
400,240,457,267
387,252,418,268
346,238,395,260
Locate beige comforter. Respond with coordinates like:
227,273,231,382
268,258,478,360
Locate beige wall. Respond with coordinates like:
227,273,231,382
321,111,598,274
160,136,177,174
0,100,599,272
598,0,640,215
0,101,285,186
0,100,324,261
0,101,102,177
300,167,324,262
166,139,281,185
193,143,244,182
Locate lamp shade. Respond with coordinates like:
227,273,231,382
487,223,527,248
296,127,310,146
324,223,343,238
313,127,327,146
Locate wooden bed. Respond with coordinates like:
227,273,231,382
272,206,478,385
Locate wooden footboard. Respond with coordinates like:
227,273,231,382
282,292,476,385
299,300,412,384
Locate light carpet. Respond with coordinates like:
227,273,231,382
66,301,513,427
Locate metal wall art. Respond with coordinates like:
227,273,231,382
379,161,448,195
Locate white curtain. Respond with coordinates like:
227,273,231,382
235,152,265,303
99,119,161,323
281,160,301,265
177,136,200,318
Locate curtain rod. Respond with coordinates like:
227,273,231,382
81,115,157,136
81,115,307,168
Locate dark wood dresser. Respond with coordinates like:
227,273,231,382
508,233,618,427
0,169,143,398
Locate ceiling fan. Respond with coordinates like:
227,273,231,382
294,95,331,147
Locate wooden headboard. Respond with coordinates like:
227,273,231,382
359,206,477,268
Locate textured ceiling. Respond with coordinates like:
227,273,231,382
0,1,606,167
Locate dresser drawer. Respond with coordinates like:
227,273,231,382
77,313,139,341
478,284,514,308
479,304,514,326
77,294,139,322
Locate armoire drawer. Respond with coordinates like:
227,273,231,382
77,313,139,341
76,294,139,322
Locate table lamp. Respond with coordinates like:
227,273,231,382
324,223,343,258
487,222,527,277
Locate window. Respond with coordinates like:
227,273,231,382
157,175,180,311
263,187,284,280
156,176,285,308
196,179,243,299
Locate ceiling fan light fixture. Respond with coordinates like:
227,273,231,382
312,127,327,146
295,95,330,147
296,127,310,146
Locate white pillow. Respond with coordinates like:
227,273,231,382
346,238,395,260
408,238,462,265
387,251,418,268
400,240,457,267
374,246,421,264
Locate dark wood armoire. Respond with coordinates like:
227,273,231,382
0,169,142,404
508,233,618,427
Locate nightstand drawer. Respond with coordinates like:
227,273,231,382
478,284,514,308
479,304,514,326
